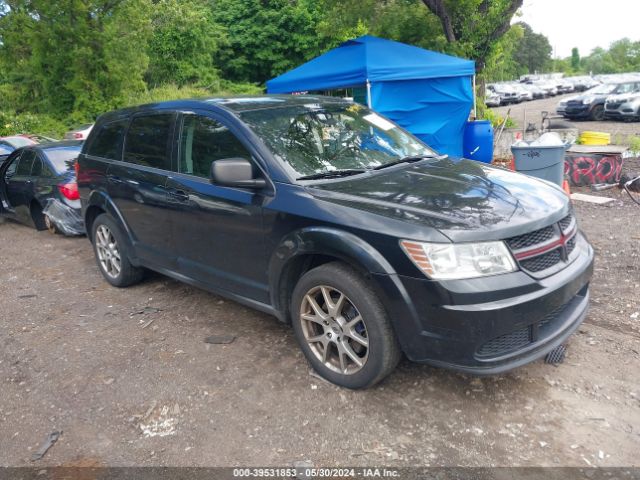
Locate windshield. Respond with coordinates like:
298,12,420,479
240,103,436,178
612,83,638,94
44,146,82,173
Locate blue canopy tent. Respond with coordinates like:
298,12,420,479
266,35,476,157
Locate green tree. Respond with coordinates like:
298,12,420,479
419,0,524,73
512,22,552,74
210,0,322,84
571,47,580,71
0,0,152,119
147,0,226,88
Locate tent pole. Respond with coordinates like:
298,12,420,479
366,79,372,108
472,75,477,119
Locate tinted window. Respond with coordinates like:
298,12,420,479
4,154,20,180
87,119,128,160
45,146,83,173
15,150,36,176
124,114,174,170
179,115,252,178
31,157,42,176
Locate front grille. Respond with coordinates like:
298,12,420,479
477,300,572,358
566,235,576,256
477,327,530,357
520,248,562,272
506,225,555,250
506,214,577,275
558,213,573,232
607,102,621,109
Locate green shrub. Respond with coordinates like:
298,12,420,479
122,82,263,108
477,102,517,129
0,111,69,139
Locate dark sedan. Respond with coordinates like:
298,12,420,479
0,141,84,235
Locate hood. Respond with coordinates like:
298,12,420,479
308,157,569,242
606,92,640,102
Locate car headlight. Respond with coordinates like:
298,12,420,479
400,240,517,280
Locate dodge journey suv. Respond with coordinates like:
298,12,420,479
78,96,594,389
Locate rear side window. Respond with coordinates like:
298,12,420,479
45,146,83,173
87,120,128,160
179,115,252,178
31,157,42,176
16,150,36,176
123,114,174,170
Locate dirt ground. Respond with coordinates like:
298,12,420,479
1,182,639,468
492,94,640,142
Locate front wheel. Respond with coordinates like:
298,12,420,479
590,104,605,121
291,262,401,389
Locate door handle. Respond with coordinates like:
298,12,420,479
168,189,189,202
107,174,123,184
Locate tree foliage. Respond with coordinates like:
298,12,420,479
420,0,524,71
512,22,552,74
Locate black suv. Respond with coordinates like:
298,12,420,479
78,96,594,388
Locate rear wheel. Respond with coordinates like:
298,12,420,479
291,262,401,389
44,214,58,234
91,214,144,287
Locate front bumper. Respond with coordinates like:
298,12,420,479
604,103,640,118
373,233,594,374
564,104,591,117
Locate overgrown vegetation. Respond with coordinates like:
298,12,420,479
0,0,636,138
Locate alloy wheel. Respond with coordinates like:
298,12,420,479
95,224,121,279
299,285,369,375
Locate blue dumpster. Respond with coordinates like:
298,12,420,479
463,120,494,163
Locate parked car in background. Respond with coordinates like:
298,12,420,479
485,89,501,107
78,95,594,388
0,135,38,149
534,81,558,97
64,124,94,140
522,84,546,99
510,83,533,102
563,82,638,121
569,76,599,92
604,90,640,121
0,141,84,234
556,79,575,94
488,83,519,104
23,134,59,143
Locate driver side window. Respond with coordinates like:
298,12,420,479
4,153,21,181
179,115,252,179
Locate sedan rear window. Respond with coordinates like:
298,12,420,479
45,146,82,173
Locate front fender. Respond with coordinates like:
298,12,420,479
268,227,424,354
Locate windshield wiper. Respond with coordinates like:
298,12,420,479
296,169,367,181
372,154,444,170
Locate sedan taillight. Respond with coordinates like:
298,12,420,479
58,182,79,200
73,132,83,139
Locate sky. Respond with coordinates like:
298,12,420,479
517,0,639,58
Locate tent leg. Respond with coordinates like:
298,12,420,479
366,79,372,108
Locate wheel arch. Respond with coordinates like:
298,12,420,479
84,190,135,254
268,227,399,323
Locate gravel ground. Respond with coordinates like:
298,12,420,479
1,185,639,468
492,94,640,142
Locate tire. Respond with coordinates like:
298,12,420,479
91,213,144,287
44,214,59,234
30,202,47,231
290,262,401,389
590,104,605,121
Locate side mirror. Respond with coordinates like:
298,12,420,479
210,158,266,189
